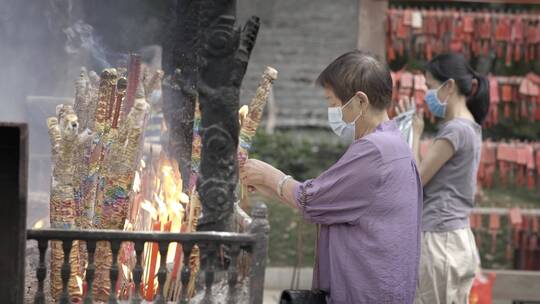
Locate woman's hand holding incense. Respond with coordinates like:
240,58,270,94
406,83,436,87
240,159,300,210
240,159,278,185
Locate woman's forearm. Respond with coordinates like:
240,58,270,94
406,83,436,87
264,170,301,210
412,134,421,166
281,179,301,209
253,183,282,203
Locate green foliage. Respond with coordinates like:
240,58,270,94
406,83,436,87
250,130,348,181
252,194,319,267
474,216,513,269
484,120,540,141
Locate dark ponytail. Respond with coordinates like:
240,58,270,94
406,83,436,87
425,53,490,124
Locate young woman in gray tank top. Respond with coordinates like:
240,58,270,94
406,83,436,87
398,53,490,304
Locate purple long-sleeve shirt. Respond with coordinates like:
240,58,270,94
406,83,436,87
294,120,422,304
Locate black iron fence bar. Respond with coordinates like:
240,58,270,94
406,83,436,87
27,231,256,304
27,229,257,244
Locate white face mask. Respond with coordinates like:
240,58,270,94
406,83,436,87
327,97,361,142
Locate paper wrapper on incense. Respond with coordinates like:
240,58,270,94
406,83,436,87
93,98,148,301
48,106,85,301
238,66,278,165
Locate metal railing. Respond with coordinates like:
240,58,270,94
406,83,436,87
26,203,269,304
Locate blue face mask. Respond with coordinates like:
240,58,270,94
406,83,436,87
328,97,361,142
424,81,449,118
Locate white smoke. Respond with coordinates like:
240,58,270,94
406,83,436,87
64,20,111,70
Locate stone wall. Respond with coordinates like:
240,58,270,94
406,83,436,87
240,0,358,128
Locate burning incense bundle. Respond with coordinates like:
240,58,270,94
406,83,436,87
114,148,189,301
153,100,203,301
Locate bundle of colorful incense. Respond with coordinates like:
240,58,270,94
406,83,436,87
93,98,148,301
46,65,152,302
85,69,119,301
188,100,202,190
238,66,278,209
73,68,99,230
186,99,203,297
72,69,100,300
47,105,85,301
238,66,278,164
81,69,117,236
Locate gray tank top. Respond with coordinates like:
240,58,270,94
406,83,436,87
422,118,482,232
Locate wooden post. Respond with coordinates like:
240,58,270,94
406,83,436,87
0,123,28,304
357,0,388,61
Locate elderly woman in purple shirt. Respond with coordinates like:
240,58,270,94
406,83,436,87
240,51,423,304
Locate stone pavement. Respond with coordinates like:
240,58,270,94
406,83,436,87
263,289,281,304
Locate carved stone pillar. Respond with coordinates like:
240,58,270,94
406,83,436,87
163,0,259,232
196,2,260,233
